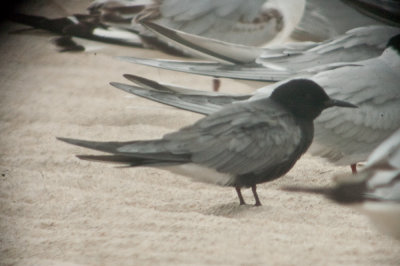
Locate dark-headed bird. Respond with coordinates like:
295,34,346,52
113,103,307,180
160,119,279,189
58,79,356,206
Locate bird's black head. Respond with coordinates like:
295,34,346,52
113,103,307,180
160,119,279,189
386,34,400,55
271,79,357,120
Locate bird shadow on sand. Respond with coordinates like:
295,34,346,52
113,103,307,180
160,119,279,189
201,202,272,218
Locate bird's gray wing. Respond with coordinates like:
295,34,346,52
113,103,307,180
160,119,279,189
120,25,389,82
121,73,213,95
161,99,302,178
119,56,297,82
120,55,365,83
258,26,400,72
140,21,264,64
60,99,302,183
309,59,400,165
110,81,240,115
131,25,398,79
57,136,191,165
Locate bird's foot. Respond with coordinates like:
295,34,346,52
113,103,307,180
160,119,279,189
252,185,262,206
235,186,246,205
213,78,221,92
351,164,357,174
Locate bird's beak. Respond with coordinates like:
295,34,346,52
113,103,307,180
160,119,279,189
324,98,358,108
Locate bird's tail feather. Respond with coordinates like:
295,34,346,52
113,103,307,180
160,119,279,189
58,137,190,164
123,74,217,95
77,154,180,167
58,137,135,154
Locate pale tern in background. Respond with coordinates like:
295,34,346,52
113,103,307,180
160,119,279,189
58,79,356,206
283,128,400,240
113,35,400,173
121,24,400,84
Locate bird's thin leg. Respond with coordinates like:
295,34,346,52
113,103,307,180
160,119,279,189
351,164,357,174
235,186,246,205
251,185,262,206
213,78,221,92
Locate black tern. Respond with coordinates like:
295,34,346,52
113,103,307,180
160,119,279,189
58,79,356,206
282,128,400,240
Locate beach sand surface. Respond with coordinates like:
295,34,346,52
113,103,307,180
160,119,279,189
1,1,399,265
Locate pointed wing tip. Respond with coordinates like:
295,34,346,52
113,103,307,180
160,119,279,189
76,154,99,161
109,81,128,90
123,73,143,83
57,137,77,145
122,73,167,90
76,154,87,160
57,137,103,150
57,137,96,149
110,81,140,96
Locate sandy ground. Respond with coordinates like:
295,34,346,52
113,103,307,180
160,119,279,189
1,1,399,265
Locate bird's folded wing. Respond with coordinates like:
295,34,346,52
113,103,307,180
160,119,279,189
58,137,191,164
140,21,264,63
259,26,400,71
122,74,229,95
162,100,302,176
59,98,301,177
119,56,295,82
111,81,239,115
